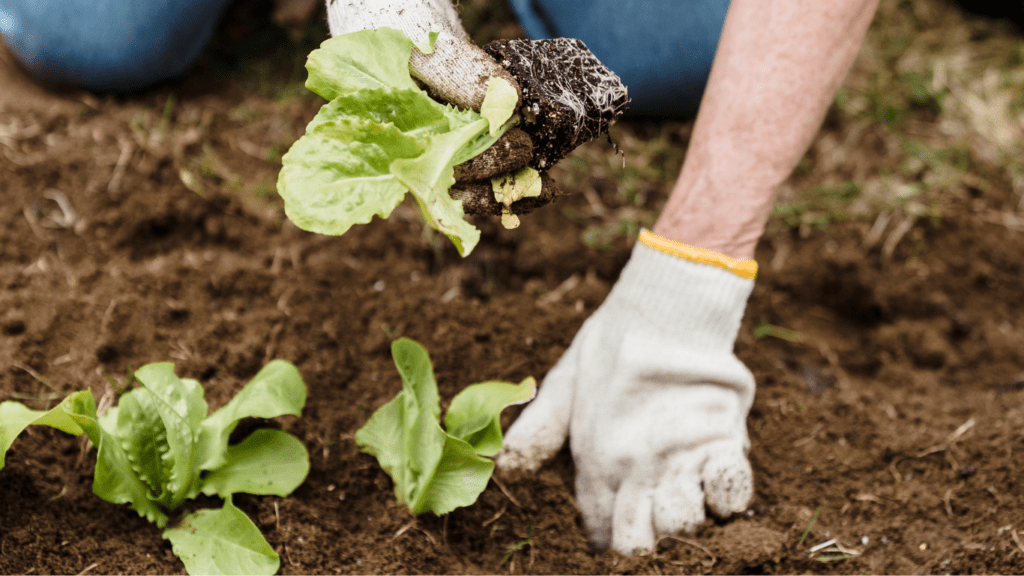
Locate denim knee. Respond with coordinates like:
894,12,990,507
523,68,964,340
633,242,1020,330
0,0,232,92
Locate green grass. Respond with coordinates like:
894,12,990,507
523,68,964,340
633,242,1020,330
798,505,823,546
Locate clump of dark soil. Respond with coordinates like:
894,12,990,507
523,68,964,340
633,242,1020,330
451,128,561,217
484,37,630,169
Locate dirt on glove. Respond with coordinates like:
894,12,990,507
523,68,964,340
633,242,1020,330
484,37,630,170
453,37,628,216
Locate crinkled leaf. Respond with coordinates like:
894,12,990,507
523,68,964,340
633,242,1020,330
445,377,537,457
278,91,437,237
198,359,307,472
304,28,418,100
106,388,174,497
63,392,170,528
201,429,309,497
131,363,208,509
279,27,516,257
391,119,490,255
163,497,280,576
0,393,86,470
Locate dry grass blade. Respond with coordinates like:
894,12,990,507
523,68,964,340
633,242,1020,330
21,206,52,241
75,562,99,576
392,519,439,547
13,362,63,396
40,189,77,229
1012,529,1024,555
490,475,523,508
809,538,837,553
483,503,508,527
655,535,717,567
537,274,580,306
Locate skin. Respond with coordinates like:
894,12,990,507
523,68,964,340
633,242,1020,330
653,0,882,260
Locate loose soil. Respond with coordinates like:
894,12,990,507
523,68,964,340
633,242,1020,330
2,4,1023,575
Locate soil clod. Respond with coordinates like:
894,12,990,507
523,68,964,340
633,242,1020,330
484,37,629,170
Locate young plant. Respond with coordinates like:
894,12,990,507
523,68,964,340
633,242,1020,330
277,27,519,257
0,360,310,576
355,338,535,515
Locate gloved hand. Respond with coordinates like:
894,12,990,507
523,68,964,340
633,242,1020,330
496,229,758,554
325,1,553,218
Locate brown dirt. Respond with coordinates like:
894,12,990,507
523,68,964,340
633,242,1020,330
2,4,1024,575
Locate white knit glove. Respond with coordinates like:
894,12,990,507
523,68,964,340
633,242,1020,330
325,0,517,111
497,229,758,555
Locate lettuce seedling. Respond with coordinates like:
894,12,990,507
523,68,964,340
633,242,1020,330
355,338,535,515
277,27,518,257
0,360,310,576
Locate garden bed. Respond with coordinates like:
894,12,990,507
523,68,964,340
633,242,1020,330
2,0,1023,573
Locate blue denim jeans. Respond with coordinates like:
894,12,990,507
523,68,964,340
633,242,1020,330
0,0,729,116
0,0,232,92
509,0,731,117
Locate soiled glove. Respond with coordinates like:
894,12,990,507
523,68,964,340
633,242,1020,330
496,229,758,554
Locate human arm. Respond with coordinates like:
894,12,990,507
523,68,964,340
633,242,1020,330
497,0,880,555
655,0,881,259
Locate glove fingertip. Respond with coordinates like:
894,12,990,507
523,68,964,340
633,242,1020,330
610,486,657,556
703,451,754,518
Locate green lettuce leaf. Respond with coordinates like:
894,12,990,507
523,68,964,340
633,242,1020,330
1,392,86,470
201,428,310,497
355,338,532,515
444,377,536,457
129,363,208,509
278,27,518,256
199,359,307,471
480,76,519,135
1,360,309,576
164,497,280,576
109,387,176,499
65,391,171,527
303,27,419,100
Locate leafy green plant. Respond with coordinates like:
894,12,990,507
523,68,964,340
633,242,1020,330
277,27,519,256
0,360,309,576
355,338,534,515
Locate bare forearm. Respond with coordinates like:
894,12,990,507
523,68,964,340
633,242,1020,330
653,0,880,259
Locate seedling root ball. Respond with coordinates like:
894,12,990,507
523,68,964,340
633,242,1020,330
484,37,630,169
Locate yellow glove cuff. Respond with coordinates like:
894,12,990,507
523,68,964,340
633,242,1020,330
638,229,758,281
